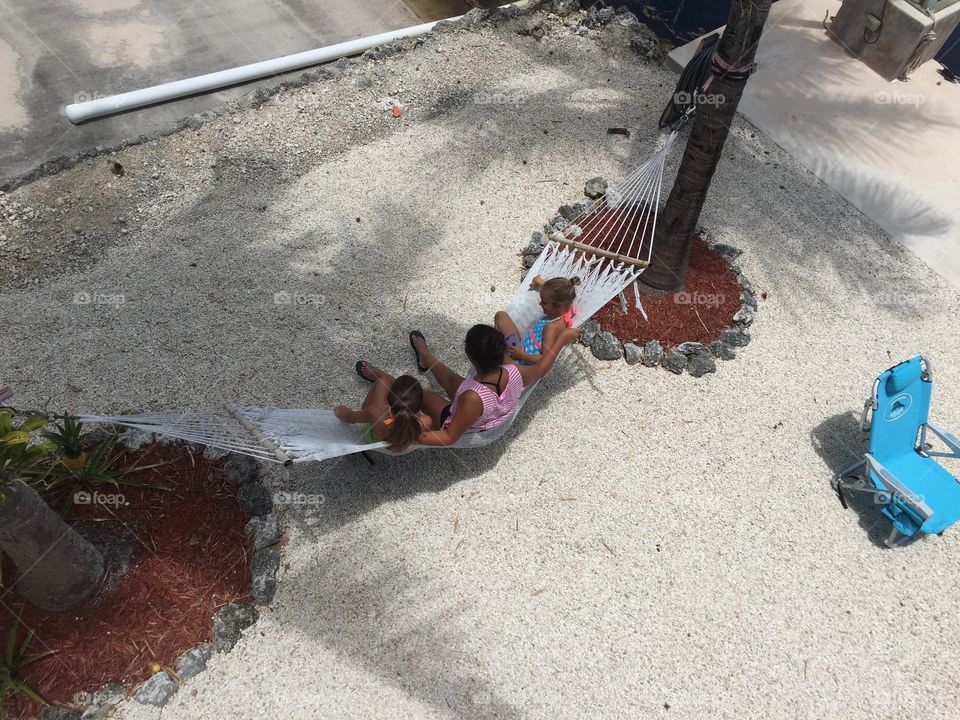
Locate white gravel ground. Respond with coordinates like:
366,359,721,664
4,7,960,720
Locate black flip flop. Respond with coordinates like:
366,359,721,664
355,360,376,383
409,330,428,373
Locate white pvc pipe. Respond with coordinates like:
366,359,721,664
65,16,461,123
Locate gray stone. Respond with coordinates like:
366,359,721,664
708,340,737,361
553,0,580,14
175,645,212,680
616,10,640,27
675,341,705,355
740,290,758,310
134,671,178,707
524,232,546,256
522,253,539,269
202,445,230,461
223,453,260,486
578,319,600,347
711,242,743,262
686,352,717,377
642,340,663,367
117,429,152,452
596,6,616,24
549,214,569,232
246,513,281,550
590,331,622,361
212,602,259,653
733,304,755,327
81,684,126,720
623,342,642,365
251,547,281,605
516,17,544,37
363,42,402,61
584,176,607,199
720,327,751,348
237,482,273,516
42,708,82,720
558,204,580,221
662,350,688,374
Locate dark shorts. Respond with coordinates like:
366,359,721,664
439,404,452,427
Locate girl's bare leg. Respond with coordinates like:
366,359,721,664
420,389,449,428
494,310,521,341
411,334,464,400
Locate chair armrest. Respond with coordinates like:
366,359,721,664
865,454,934,520
926,422,960,459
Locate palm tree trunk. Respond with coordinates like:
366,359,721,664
640,0,773,291
0,481,104,611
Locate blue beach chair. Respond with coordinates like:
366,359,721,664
832,355,960,546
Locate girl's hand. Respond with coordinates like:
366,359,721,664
334,405,351,421
530,274,545,289
558,326,582,346
507,345,529,362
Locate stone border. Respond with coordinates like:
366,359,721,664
2,2,662,193
520,177,758,379
41,439,279,719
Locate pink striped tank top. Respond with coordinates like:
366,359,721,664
443,364,523,432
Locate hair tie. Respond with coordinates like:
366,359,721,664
562,307,577,327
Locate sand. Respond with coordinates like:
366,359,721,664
2,7,959,720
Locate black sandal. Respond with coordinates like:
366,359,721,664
355,360,376,383
409,330,428,373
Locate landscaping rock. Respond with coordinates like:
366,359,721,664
584,176,607,198
134,671,178,707
524,232,546,256
578,319,600,347
363,42,403,61
558,203,580,221
553,0,580,14
623,342,642,365
720,327,751,348
590,331,622,361
687,352,717,377
708,340,737,361
740,290,758,310
116,429,152,452
251,547,281,605
675,341,705,355
223,453,260,486
711,242,743,262
80,684,125,720
237,482,273,516
662,350,688,374
516,17,545,37
522,253,539,269
175,645,213,680
202,444,230,460
733,304,755,327
42,708,82,720
212,602,259,653
596,6,616,24
246,513,282,550
642,340,663,367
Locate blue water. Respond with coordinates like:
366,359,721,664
617,0,958,73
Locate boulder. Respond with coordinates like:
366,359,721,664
590,331,622,361
175,645,212,680
584,176,608,199
223,453,260,486
578,320,600,347
237,483,273,516
662,350,688,374
134,672,178,707
246,514,281,550
687,352,717,377
720,327,751,348
623,343,642,365
708,340,737,361
212,602,258,653
642,340,663,367
674,341,705,355
251,547,281,605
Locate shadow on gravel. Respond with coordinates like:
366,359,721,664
810,411,912,549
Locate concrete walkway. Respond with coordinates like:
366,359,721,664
0,0,471,185
667,0,960,290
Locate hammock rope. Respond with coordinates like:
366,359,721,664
76,130,680,464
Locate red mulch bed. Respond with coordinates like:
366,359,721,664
593,233,743,348
0,443,252,719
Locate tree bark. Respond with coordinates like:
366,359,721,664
0,481,104,611
641,0,773,291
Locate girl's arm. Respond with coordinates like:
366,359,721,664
334,405,368,424
517,325,581,386
507,344,541,364
417,392,483,446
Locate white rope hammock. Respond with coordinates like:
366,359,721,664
76,131,679,464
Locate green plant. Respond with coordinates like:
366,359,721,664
0,410,53,490
42,418,85,461
0,619,56,718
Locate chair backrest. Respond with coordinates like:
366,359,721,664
867,355,932,459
